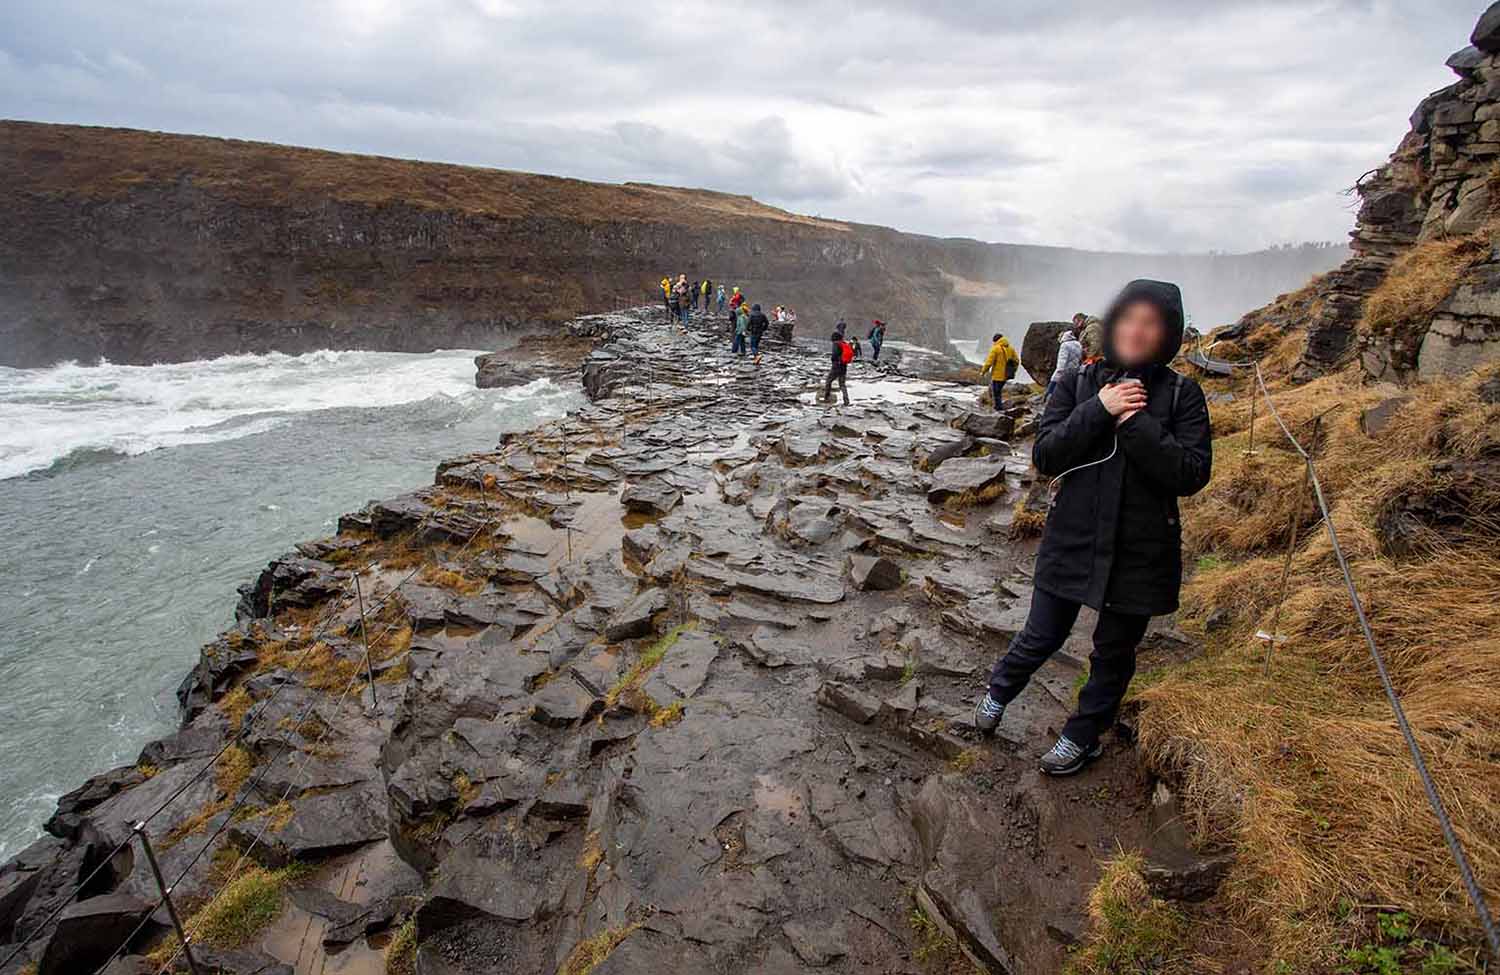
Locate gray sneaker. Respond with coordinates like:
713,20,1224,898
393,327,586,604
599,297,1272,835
1039,735,1103,776
972,693,1006,737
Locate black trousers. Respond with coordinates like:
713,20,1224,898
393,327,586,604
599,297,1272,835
987,587,1150,747
822,368,849,404
991,379,1005,412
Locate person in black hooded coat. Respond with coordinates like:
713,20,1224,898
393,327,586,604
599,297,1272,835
973,279,1212,775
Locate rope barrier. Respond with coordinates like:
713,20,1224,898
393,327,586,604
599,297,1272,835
135,483,507,974
2,490,481,970
1196,337,1499,960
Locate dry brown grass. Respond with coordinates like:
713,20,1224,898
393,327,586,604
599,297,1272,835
1360,233,1491,345
163,744,254,848
556,922,642,975
1065,854,1192,975
419,564,486,595
1136,361,1500,965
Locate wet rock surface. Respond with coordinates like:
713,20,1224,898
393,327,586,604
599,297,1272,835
0,309,1187,974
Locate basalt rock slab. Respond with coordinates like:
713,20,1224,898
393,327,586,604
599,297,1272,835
911,776,1019,974
529,675,599,727
231,782,388,867
641,631,721,704
603,588,668,642
620,480,683,517
926,457,1008,504
816,681,881,725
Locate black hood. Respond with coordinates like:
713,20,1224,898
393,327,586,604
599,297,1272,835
1101,279,1185,368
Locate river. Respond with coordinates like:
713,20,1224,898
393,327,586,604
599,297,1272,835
0,348,582,860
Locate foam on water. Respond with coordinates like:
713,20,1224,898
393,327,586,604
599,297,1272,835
0,348,581,861
0,348,516,480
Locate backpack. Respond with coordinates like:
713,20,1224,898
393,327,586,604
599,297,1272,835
1003,354,1019,381
840,341,854,364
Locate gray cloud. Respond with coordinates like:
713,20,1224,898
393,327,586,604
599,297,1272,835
0,0,1488,252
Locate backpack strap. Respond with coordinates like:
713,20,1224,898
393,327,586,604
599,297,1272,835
1170,369,1183,416
1074,365,1090,404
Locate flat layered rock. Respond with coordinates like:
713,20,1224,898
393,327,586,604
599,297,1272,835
926,457,1008,504
620,480,683,516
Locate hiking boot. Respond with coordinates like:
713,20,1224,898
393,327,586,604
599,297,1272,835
1038,735,1103,776
972,693,1006,737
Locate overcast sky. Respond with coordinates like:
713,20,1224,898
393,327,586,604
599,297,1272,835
0,0,1487,252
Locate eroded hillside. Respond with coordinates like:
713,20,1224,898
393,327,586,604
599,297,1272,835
0,121,1343,367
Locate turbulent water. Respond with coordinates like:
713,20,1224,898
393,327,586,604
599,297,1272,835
0,349,582,860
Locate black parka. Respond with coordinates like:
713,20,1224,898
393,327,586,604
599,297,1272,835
1032,280,1212,617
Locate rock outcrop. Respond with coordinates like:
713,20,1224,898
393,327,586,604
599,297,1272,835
1245,1,1500,383
1,121,1344,368
0,308,1211,975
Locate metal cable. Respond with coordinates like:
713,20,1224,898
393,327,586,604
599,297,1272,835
1246,362,1499,960
0,561,370,972
2,505,457,969
143,487,505,974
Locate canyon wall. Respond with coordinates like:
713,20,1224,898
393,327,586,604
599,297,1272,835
0,121,1345,367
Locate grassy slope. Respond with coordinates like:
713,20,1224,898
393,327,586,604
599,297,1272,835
1098,242,1500,971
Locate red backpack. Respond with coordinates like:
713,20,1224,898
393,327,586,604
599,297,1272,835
839,341,854,364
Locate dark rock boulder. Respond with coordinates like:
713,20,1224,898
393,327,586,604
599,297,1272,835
912,428,972,471
603,588,669,642
42,765,145,840
1473,1,1500,53
1446,44,1485,79
38,892,153,975
473,353,547,389
1020,321,1070,382
847,554,902,592
234,554,349,621
816,681,881,724
953,411,1014,441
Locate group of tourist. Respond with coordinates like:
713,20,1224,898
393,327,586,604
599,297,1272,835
659,272,821,366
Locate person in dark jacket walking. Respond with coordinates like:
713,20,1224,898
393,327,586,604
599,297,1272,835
972,279,1212,775
821,323,852,405
748,304,770,361
869,320,886,361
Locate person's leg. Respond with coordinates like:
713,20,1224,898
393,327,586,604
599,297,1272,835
991,379,1005,412
1059,610,1151,748
838,373,849,405
986,588,1083,706
822,369,835,403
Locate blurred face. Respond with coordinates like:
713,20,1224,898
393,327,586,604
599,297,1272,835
1111,301,1167,367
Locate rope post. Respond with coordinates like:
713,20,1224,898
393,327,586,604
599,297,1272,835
352,574,377,711
1259,415,1323,674
135,824,202,975
1244,360,1260,456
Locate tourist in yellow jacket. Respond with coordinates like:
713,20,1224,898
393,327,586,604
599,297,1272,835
981,333,1020,413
